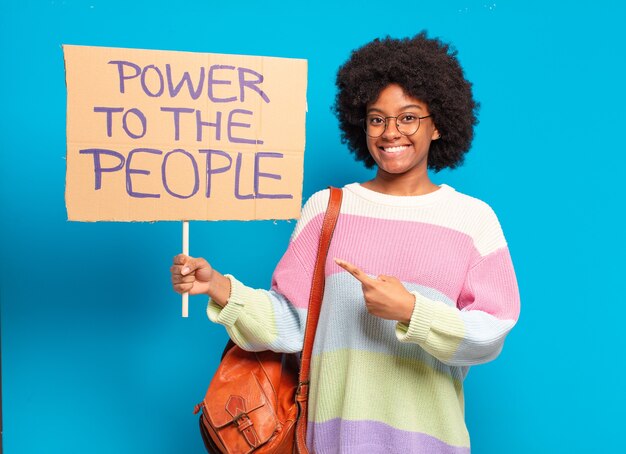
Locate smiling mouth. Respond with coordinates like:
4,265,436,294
380,145,410,153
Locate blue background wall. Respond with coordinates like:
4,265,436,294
1,1,625,452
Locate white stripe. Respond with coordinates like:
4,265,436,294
291,184,507,257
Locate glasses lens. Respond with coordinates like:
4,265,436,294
363,114,422,137
364,115,385,137
397,113,420,136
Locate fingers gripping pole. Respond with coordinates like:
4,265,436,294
182,220,189,318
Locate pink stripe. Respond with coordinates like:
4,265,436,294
271,245,312,309
272,213,518,318
458,247,520,320
325,214,478,302
271,212,326,309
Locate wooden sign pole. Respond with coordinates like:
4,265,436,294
182,221,189,318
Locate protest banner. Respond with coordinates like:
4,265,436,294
63,45,308,221
64,45,308,315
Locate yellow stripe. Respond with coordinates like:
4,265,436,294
208,276,280,349
426,297,466,361
309,349,468,447
398,293,466,362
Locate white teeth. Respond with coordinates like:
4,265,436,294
383,145,409,153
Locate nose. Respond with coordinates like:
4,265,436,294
381,118,401,140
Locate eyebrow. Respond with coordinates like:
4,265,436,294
367,104,425,114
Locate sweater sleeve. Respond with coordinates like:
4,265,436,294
206,189,330,353
396,208,520,366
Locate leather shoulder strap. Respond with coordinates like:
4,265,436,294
300,186,342,373
295,186,342,453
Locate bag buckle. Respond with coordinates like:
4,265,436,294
233,412,253,431
296,380,309,398
232,412,260,447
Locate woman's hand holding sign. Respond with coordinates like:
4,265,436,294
171,255,232,307
334,258,416,325
171,255,415,321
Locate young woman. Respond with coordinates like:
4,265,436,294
171,32,520,453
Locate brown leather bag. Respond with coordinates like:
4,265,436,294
194,187,343,454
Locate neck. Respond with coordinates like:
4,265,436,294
362,170,439,196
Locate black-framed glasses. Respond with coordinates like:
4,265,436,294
362,113,432,138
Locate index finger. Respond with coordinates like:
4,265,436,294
334,258,374,285
173,254,190,265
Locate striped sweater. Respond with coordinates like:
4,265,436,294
207,183,520,453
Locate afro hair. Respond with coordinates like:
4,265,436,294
334,32,479,172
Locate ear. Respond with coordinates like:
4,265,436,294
431,127,441,141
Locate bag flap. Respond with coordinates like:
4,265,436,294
205,374,269,428
203,348,279,437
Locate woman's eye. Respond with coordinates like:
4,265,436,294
400,114,417,123
369,117,384,125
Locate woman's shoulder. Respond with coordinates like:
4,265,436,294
288,188,332,241
446,187,499,219
444,187,507,254
300,187,332,217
